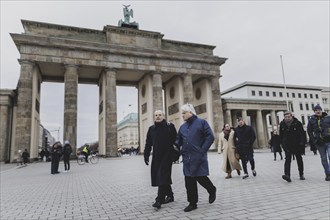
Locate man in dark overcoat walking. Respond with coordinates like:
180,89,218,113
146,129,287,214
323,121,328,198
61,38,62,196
144,110,177,209
280,111,306,182
234,117,257,179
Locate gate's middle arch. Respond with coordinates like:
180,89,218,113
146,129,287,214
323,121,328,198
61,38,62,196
11,20,227,157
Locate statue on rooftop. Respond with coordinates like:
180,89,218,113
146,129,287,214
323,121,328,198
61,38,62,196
118,5,139,29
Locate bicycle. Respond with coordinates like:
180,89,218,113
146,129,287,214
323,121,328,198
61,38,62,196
77,151,99,165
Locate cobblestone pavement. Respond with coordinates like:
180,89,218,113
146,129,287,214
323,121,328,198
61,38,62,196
1,150,329,220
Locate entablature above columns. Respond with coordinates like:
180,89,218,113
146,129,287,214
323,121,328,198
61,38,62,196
222,98,288,111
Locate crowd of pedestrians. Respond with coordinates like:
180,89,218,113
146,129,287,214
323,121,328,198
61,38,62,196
143,103,330,212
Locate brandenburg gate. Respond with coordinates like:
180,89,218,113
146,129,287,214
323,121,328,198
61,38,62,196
7,19,226,161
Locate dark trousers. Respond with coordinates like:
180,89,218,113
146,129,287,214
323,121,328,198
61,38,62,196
156,185,173,202
63,155,70,171
274,151,283,160
184,176,216,204
240,153,255,174
51,157,60,174
284,151,304,176
82,152,89,162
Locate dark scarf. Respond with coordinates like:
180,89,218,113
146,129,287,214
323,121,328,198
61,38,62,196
224,129,231,141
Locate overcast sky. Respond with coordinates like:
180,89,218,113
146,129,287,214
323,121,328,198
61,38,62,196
1,1,329,147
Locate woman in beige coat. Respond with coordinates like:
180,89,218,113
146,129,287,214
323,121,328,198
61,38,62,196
218,124,242,179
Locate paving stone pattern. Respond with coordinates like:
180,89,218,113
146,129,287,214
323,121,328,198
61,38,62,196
1,150,329,220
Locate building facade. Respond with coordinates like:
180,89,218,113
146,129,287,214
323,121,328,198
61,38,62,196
117,113,139,150
221,81,327,147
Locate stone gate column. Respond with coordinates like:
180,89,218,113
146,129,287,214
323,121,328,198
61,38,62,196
183,72,193,104
15,60,35,159
256,110,266,148
105,68,117,157
242,109,247,120
271,110,277,130
211,74,224,147
63,64,78,150
152,71,163,112
225,109,232,125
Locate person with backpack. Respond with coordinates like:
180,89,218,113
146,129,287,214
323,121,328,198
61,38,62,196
144,110,177,209
62,140,73,172
307,104,330,181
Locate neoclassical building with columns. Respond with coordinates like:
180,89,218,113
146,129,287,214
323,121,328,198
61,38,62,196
0,20,227,162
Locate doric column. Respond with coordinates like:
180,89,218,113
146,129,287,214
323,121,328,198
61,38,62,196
225,109,232,126
256,110,266,148
105,68,117,157
242,109,247,120
271,110,277,129
183,72,193,104
211,74,223,148
63,64,78,150
152,71,163,112
15,60,35,158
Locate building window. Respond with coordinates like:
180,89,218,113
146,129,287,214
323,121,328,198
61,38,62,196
273,91,276,97
290,103,294,112
323,98,328,104
252,90,256,96
298,93,301,98
301,115,305,125
316,94,319,99
304,93,307,98
310,94,313,99
279,92,283,97
311,103,315,110
305,103,309,111
259,91,263,96
266,91,269,97
287,92,290,98
292,93,295,98
300,103,303,110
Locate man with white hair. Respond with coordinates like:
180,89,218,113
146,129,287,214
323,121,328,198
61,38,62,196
174,104,216,212
144,110,177,209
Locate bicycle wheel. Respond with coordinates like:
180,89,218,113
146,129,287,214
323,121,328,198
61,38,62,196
77,155,85,165
90,154,99,164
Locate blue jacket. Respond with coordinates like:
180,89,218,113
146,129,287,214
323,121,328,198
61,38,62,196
175,115,214,177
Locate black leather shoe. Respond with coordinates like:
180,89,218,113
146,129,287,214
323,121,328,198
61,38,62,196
184,204,197,212
282,175,292,182
152,201,161,209
209,187,216,204
300,175,305,180
163,196,174,204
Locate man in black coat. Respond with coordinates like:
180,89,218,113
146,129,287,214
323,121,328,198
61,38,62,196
234,117,257,179
307,104,330,181
144,110,177,209
280,111,306,182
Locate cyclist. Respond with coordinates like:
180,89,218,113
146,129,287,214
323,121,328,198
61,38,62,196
81,144,90,163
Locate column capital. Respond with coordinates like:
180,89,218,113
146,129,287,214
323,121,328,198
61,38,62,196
104,67,117,72
148,70,163,76
64,63,79,69
18,59,35,66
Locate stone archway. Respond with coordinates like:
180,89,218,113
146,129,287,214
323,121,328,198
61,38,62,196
9,19,227,161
